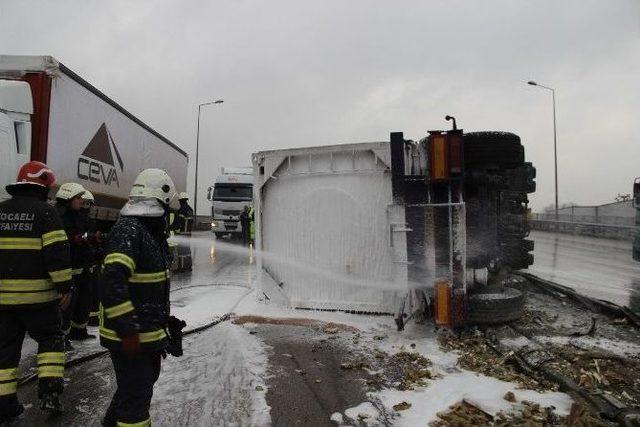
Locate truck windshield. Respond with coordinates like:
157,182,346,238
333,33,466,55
213,184,253,200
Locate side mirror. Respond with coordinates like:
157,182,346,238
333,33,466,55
207,186,213,201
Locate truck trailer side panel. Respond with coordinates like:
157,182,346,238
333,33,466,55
254,143,407,313
0,55,187,218
46,70,187,211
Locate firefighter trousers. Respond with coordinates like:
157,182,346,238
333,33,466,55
70,269,91,333
0,305,65,416
104,350,161,427
88,265,101,323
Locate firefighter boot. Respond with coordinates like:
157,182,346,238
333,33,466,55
68,328,96,341
39,393,62,414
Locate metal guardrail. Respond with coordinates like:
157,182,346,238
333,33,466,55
532,212,636,227
530,218,638,241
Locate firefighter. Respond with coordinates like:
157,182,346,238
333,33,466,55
248,205,255,246
170,192,193,272
68,190,98,339
239,206,250,246
173,192,194,234
0,161,73,420
82,191,104,327
54,182,87,345
100,168,177,427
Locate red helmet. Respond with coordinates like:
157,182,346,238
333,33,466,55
14,161,56,187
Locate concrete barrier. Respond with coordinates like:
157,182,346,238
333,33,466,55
530,219,638,241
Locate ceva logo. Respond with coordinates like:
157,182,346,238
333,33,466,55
76,123,124,187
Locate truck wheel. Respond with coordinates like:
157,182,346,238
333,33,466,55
467,287,525,324
464,131,525,168
215,232,225,239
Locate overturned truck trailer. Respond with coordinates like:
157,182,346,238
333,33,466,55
253,124,535,321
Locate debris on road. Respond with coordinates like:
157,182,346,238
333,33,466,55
430,400,493,426
504,391,516,402
438,331,554,392
392,401,412,411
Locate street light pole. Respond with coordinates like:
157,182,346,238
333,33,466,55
193,99,224,225
527,81,559,220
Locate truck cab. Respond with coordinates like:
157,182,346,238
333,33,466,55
207,167,253,238
0,80,32,201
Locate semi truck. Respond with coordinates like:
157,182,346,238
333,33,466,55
0,55,188,225
253,118,536,326
207,167,253,238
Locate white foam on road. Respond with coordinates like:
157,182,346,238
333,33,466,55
377,371,572,426
171,284,251,327
151,322,271,426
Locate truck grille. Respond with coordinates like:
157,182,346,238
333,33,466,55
222,210,240,216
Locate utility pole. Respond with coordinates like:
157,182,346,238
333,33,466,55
193,99,224,225
528,81,559,220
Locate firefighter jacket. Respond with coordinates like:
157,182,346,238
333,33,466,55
171,201,193,234
100,215,171,353
0,186,73,308
79,209,102,269
55,203,88,275
249,207,255,240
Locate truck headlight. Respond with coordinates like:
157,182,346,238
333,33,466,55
211,221,217,228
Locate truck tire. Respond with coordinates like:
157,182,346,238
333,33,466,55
215,232,225,239
464,131,525,168
467,287,525,324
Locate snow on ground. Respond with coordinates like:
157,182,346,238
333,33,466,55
237,297,574,425
377,372,572,426
500,334,640,357
151,322,271,426
536,335,640,357
365,323,572,425
171,284,251,327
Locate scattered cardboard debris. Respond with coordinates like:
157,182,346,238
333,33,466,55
392,401,412,411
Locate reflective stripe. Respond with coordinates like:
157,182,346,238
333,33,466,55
100,327,167,343
89,311,100,317
104,253,136,273
72,268,84,276
0,382,17,396
49,268,72,283
104,301,135,319
37,352,65,365
42,229,67,247
0,237,42,250
0,279,53,292
38,365,64,378
116,418,151,427
0,368,18,381
129,271,168,283
0,290,58,305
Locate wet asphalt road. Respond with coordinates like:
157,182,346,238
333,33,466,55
527,230,640,311
14,232,370,426
256,324,369,427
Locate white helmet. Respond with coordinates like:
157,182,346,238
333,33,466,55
178,192,189,201
82,190,95,202
56,182,85,200
129,168,178,208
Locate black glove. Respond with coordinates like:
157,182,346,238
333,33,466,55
166,316,187,357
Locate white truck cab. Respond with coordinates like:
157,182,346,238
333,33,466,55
0,80,32,201
207,167,253,238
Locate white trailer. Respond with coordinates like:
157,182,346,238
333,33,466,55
252,143,411,313
254,124,537,327
0,55,187,220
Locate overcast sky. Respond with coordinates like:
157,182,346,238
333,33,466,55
1,0,639,213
